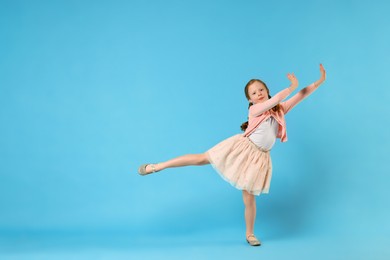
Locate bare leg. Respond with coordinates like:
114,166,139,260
145,153,210,173
243,190,256,238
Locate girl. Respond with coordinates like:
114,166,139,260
138,64,326,246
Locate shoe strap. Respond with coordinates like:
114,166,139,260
247,234,257,240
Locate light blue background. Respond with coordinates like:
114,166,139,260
1,0,389,259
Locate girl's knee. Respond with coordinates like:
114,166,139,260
199,153,210,165
242,190,255,205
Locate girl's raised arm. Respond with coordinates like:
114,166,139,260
281,64,326,114
249,73,298,117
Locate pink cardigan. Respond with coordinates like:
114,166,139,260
243,83,319,142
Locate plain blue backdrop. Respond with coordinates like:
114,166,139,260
1,0,389,259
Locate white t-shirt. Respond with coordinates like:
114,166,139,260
248,117,278,151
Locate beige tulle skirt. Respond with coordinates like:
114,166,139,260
206,134,272,196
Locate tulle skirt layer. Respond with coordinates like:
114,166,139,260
206,134,272,196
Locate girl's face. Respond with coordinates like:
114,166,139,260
248,81,269,104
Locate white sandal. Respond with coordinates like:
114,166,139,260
246,234,261,246
138,164,158,176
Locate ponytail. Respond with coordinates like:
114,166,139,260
240,121,248,131
240,102,253,131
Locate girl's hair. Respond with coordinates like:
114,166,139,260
240,79,281,131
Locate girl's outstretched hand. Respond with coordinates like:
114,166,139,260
316,64,326,86
287,73,298,92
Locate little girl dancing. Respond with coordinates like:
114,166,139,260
138,64,326,246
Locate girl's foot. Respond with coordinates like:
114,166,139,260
246,234,261,246
138,164,159,176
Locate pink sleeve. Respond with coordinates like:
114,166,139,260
280,83,318,114
249,88,292,117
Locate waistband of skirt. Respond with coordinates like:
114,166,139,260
243,136,270,153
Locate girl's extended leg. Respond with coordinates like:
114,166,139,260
144,153,209,173
242,190,256,237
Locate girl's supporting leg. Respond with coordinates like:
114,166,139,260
145,153,209,173
242,190,256,237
